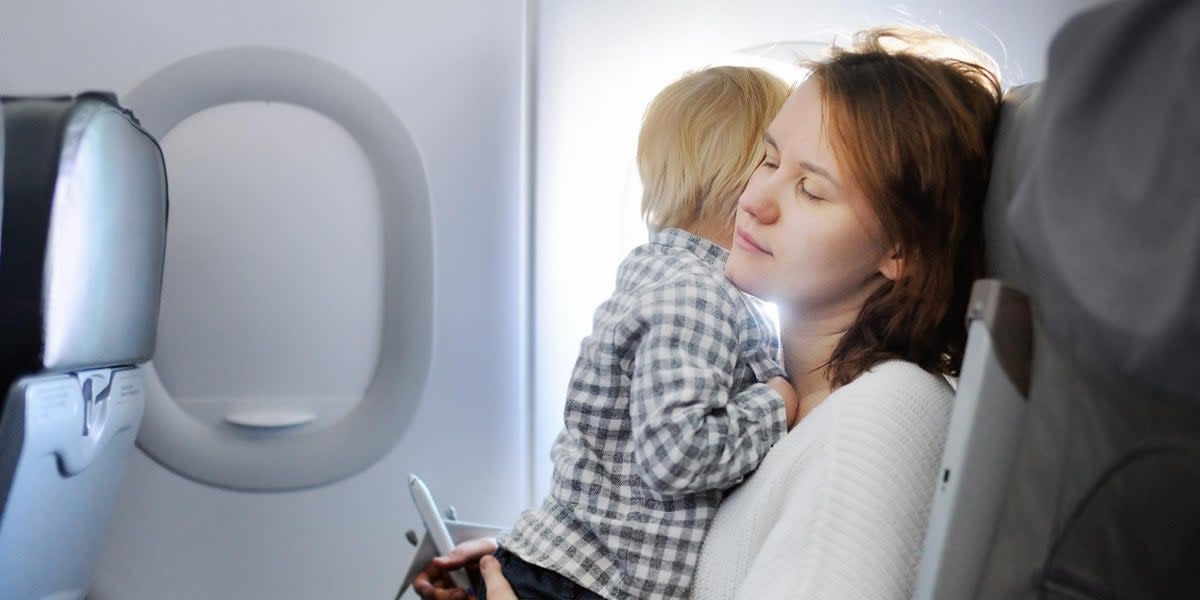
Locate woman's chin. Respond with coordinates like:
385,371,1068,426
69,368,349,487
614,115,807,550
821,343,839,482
725,268,770,299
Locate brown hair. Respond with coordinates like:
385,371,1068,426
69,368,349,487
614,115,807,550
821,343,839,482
638,66,790,232
808,27,1003,386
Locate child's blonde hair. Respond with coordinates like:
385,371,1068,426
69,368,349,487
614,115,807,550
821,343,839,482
638,65,790,232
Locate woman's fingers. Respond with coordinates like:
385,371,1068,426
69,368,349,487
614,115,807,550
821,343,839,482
413,537,499,599
431,537,500,570
413,563,470,600
413,577,470,600
479,554,518,600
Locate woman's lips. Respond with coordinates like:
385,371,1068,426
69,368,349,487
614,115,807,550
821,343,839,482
735,227,771,256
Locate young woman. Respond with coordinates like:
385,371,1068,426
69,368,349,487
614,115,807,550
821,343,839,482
415,26,1002,600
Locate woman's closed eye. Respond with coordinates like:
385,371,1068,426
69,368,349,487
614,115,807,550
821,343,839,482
798,178,824,201
761,154,779,170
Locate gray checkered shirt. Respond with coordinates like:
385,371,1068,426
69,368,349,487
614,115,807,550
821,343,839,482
499,228,788,600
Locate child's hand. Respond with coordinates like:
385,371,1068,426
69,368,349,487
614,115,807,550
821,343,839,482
767,376,800,430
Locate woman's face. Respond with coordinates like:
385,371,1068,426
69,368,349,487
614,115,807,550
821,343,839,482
725,80,899,316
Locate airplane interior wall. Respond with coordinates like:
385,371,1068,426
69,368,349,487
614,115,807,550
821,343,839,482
1,1,529,599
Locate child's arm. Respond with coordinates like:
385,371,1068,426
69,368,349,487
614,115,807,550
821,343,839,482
628,283,790,497
768,376,801,430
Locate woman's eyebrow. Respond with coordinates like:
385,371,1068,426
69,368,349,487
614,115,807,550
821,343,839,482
763,132,841,190
796,160,839,189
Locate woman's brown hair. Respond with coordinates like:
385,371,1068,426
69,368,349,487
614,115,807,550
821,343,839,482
808,27,1003,386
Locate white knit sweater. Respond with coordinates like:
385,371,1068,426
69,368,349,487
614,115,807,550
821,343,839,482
692,360,954,600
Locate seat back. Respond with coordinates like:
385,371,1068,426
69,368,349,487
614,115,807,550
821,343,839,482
917,1,1200,598
978,2,1200,597
0,92,167,600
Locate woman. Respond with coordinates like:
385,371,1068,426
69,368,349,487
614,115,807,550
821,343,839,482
416,27,1002,599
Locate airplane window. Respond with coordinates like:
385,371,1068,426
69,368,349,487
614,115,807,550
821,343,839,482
126,47,432,491
155,101,382,431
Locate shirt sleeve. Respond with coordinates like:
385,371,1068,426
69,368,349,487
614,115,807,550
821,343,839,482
629,281,788,497
733,386,950,599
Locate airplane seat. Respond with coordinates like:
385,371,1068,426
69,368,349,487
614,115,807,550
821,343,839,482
915,1,1200,599
0,92,168,600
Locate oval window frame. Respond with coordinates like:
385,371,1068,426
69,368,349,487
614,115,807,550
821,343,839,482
127,46,433,492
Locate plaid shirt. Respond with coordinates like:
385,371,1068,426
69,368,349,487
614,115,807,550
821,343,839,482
500,228,787,600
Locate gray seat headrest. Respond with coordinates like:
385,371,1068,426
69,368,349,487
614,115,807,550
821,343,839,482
0,93,168,399
991,0,1200,400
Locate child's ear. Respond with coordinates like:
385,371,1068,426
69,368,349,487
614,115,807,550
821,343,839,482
879,246,904,281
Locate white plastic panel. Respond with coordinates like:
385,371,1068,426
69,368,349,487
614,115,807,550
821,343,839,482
914,320,1030,600
0,369,146,600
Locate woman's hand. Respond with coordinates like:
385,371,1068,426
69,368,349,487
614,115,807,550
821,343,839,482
412,537,499,600
478,553,518,600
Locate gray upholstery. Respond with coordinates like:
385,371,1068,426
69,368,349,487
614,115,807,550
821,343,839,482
0,93,167,600
0,94,166,388
975,1,1200,598
0,100,5,249
1004,0,1200,400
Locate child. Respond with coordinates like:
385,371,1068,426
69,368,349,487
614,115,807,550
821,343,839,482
493,66,797,600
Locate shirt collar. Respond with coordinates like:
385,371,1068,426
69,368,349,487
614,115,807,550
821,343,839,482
650,227,729,267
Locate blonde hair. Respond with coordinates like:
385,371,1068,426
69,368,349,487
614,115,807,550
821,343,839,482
637,66,790,232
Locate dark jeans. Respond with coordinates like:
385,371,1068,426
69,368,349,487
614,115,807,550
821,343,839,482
479,546,606,600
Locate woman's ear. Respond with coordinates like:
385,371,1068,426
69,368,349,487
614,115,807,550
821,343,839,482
879,247,904,281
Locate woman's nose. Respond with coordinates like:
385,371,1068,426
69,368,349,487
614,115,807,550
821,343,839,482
738,178,779,224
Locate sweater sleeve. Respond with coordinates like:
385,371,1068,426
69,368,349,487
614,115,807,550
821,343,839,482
629,282,788,497
734,366,953,599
